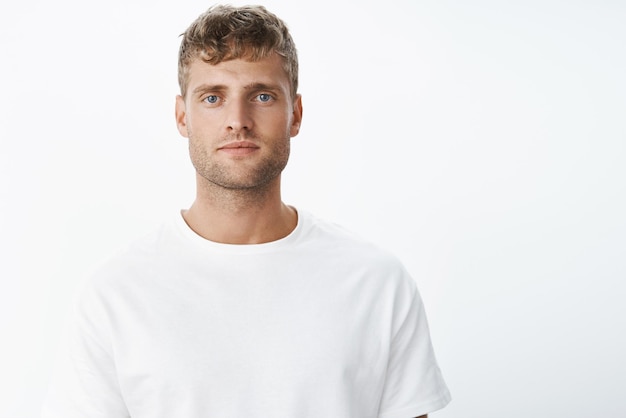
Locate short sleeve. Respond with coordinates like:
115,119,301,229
41,280,130,418
378,283,451,418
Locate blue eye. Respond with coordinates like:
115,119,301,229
204,95,219,104
258,93,272,102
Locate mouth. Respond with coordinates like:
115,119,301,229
217,141,260,156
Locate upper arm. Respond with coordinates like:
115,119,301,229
41,283,130,417
377,272,451,417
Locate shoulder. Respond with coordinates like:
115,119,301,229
299,210,401,259
299,210,378,248
297,210,416,289
78,220,174,299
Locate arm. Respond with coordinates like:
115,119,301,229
377,268,451,418
41,282,130,417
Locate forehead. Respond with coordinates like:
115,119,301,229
185,53,290,93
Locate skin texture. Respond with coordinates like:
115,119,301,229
175,53,303,244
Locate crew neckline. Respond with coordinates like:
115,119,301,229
172,207,306,254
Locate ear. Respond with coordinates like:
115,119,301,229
175,95,189,138
289,94,303,137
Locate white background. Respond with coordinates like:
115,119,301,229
1,0,625,417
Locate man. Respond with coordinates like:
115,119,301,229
42,5,451,418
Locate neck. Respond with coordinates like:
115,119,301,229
182,174,297,244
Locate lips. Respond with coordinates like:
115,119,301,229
218,141,260,156
219,141,259,150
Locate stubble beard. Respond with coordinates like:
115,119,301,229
188,130,291,199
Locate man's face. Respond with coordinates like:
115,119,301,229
175,53,302,191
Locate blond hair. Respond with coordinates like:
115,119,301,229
178,5,299,98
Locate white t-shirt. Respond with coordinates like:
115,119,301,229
42,209,451,418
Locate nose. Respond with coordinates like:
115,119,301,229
225,99,253,133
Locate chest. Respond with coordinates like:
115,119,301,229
108,268,392,417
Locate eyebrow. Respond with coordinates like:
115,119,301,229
192,82,282,96
192,84,227,96
243,82,281,92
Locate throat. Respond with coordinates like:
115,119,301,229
184,180,297,244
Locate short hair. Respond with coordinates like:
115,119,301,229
178,4,299,98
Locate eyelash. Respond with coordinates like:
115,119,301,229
201,93,275,105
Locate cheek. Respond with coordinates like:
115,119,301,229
276,113,296,136
187,114,216,139
187,133,211,171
